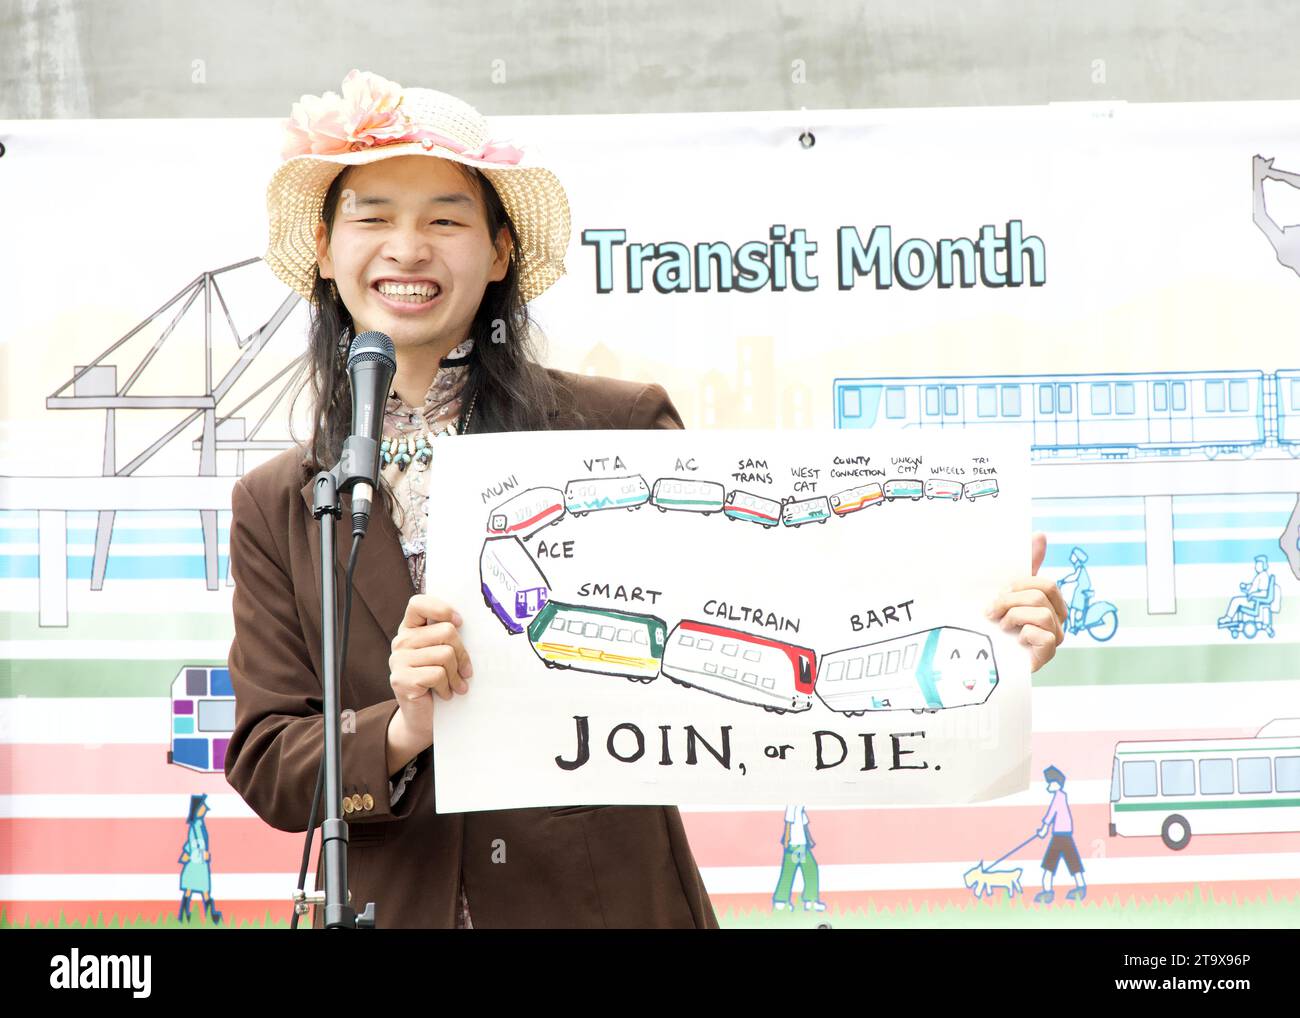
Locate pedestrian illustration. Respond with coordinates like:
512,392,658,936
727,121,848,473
1034,765,1086,904
773,804,826,912
178,792,223,924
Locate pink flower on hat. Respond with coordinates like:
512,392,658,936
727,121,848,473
280,69,525,166
281,69,415,159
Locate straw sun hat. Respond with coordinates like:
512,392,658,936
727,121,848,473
264,68,570,305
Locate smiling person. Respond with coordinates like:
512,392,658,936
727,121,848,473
223,70,718,929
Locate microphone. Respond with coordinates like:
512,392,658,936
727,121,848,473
343,330,397,535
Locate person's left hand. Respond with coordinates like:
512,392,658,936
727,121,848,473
985,532,1068,673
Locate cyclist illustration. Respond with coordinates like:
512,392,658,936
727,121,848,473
1056,546,1118,642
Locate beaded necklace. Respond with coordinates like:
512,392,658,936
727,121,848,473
379,389,476,469
379,336,477,470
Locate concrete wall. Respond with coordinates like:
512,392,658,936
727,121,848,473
2,0,1298,119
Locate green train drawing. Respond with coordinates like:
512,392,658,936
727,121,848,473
526,600,668,682
650,477,725,514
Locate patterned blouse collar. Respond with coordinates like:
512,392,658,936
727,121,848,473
382,336,474,434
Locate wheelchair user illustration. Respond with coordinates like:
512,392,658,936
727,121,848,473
1056,546,1118,643
1217,555,1281,639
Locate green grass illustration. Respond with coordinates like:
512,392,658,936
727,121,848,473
4,886,1296,929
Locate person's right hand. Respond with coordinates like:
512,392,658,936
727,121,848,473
388,594,473,742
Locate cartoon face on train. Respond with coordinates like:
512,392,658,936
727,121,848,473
781,495,831,526
928,628,998,705
488,486,565,538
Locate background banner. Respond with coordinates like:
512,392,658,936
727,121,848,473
2,99,1297,926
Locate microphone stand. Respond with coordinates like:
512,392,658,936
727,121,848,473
306,434,381,930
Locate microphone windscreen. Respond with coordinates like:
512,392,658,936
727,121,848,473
347,330,396,370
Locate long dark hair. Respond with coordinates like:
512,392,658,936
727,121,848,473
288,159,585,528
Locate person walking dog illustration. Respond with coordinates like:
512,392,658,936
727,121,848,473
178,793,222,924
1034,766,1086,904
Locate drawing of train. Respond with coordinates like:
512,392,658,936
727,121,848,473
723,489,783,528
563,474,650,515
661,620,817,712
829,482,884,516
781,495,832,527
816,626,999,716
526,600,667,681
487,486,565,540
479,536,551,634
883,479,924,501
925,478,963,500
963,478,999,500
833,369,1300,459
650,477,725,514
543,472,992,530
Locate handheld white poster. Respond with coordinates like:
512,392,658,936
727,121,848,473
426,427,1032,812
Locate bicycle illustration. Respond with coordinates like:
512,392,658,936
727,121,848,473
1056,547,1118,642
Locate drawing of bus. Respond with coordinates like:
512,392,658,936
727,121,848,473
563,474,650,515
781,495,831,527
650,477,725,514
527,600,667,681
167,666,235,773
883,479,924,501
1109,719,1300,851
479,536,551,634
487,486,565,540
661,620,816,713
962,478,999,501
815,626,998,716
829,482,884,516
724,489,782,528
924,478,963,501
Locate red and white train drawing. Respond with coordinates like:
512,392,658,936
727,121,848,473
487,486,566,541
661,620,817,713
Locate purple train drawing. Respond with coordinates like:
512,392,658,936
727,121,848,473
479,535,552,634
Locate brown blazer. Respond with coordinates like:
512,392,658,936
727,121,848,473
223,367,719,929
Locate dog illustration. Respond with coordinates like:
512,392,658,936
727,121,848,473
963,862,1024,899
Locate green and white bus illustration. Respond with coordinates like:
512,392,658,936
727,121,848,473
1109,719,1300,850
650,477,725,514
527,600,667,681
